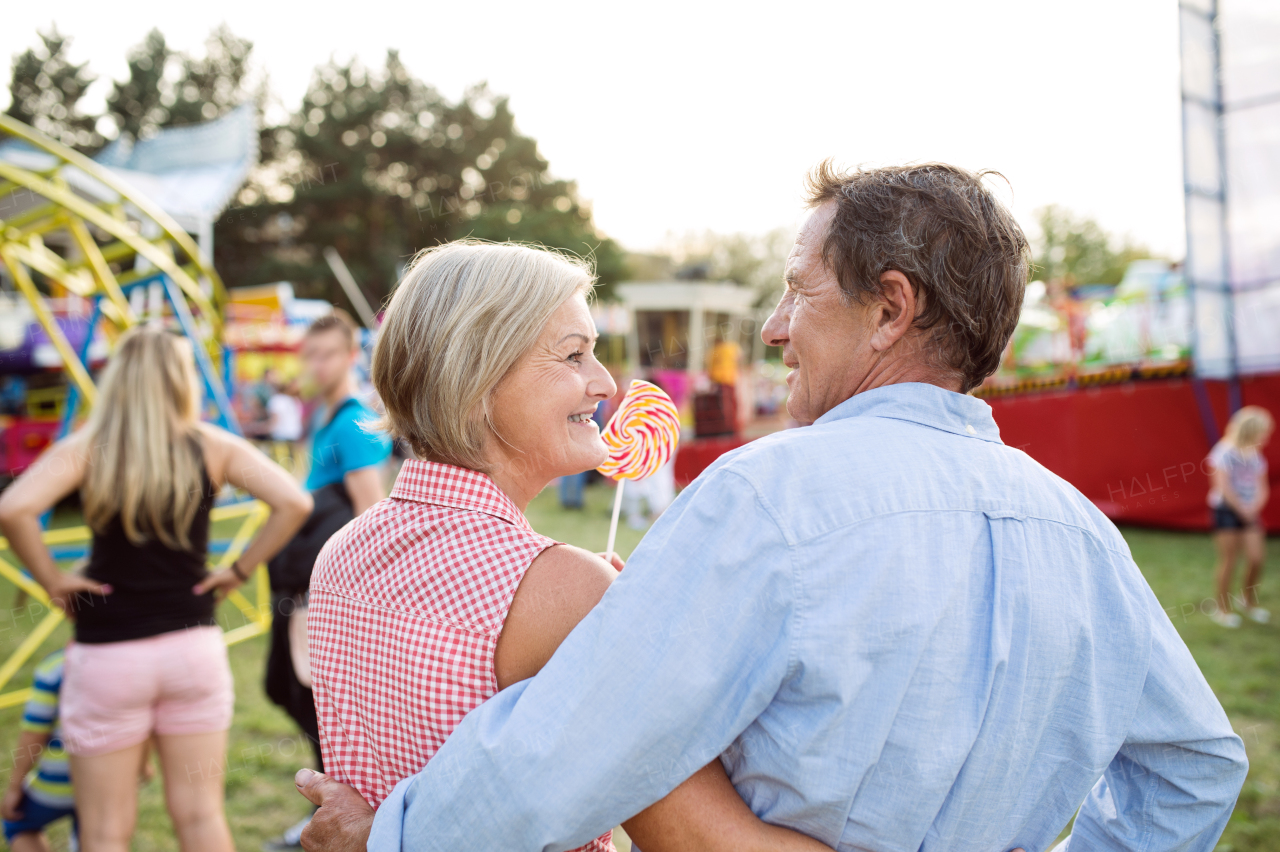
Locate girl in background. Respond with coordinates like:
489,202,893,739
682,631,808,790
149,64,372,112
1207,405,1274,628
0,326,312,852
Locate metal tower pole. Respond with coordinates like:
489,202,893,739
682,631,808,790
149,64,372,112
1180,0,1241,412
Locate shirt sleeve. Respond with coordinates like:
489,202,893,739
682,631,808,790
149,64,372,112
1206,442,1226,471
331,408,391,475
20,658,61,736
370,467,797,852
1069,589,1248,851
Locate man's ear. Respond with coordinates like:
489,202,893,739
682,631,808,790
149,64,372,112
869,270,917,352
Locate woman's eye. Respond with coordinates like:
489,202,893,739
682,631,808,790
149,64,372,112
567,351,584,364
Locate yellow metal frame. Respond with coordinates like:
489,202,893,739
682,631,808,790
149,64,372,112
0,501,273,710
0,114,227,306
0,114,232,412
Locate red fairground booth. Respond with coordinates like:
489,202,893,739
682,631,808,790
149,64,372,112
985,371,1280,532
669,370,1280,533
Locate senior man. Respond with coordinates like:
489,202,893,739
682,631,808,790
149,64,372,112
298,163,1247,851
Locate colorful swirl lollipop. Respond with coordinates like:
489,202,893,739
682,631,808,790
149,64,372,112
597,380,681,480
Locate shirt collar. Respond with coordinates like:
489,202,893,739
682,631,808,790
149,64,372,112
314,396,359,432
813,382,1003,444
391,459,531,529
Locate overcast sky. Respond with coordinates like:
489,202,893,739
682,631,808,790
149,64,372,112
3,0,1188,256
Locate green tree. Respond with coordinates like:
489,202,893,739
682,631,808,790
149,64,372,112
1034,205,1151,286
104,26,255,140
5,27,102,150
3,28,623,308
214,52,625,310
653,228,792,305
104,29,171,141
164,25,254,127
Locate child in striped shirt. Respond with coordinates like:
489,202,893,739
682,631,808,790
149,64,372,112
2,648,76,852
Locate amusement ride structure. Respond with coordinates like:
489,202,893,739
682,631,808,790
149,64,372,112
0,109,269,709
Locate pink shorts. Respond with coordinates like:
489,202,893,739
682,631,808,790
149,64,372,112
61,626,234,756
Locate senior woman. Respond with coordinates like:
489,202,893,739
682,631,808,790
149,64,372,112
306,241,829,852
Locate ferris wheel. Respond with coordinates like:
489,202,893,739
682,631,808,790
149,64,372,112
0,112,237,429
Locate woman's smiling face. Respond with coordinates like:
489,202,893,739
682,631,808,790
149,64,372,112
484,294,617,501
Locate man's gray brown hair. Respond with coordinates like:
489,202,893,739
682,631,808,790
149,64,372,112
805,161,1030,393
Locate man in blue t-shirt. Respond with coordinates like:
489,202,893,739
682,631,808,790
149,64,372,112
301,312,391,507
265,309,391,851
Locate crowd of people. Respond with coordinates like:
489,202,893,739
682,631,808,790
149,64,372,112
0,312,391,852
0,161,1270,852
243,370,305,447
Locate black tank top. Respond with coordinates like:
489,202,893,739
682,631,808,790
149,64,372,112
75,441,219,644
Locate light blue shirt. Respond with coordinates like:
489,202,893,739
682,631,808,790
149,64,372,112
370,382,1246,852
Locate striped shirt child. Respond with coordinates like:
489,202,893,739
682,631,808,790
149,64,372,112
18,649,73,809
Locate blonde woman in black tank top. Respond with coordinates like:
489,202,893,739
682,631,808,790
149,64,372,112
0,327,312,852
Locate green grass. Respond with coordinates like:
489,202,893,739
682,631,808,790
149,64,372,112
0,486,1276,850
524,477,651,557
1122,528,1280,851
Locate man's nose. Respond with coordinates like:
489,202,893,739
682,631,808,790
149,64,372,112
761,299,789,347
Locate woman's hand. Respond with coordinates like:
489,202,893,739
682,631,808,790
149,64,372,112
46,573,111,619
597,552,625,571
1244,497,1266,525
193,563,248,600
0,435,94,618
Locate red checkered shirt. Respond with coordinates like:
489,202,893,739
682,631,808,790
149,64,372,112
308,459,614,852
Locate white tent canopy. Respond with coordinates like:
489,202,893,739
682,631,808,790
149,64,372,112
0,103,257,261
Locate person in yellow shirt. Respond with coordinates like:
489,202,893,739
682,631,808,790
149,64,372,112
709,338,741,387
703,336,743,436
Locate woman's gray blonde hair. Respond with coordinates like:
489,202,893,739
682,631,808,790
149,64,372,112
372,240,595,471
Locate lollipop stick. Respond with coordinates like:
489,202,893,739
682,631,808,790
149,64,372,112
604,479,625,564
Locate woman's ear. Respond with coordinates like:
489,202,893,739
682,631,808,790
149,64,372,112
478,391,517,457
869,270,918,352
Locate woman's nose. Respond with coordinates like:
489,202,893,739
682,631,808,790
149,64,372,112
589,361,617,399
